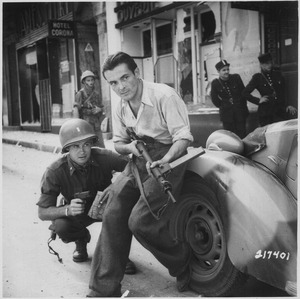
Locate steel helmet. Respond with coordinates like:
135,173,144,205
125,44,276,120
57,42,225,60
80,70,95,83
59,119,98,153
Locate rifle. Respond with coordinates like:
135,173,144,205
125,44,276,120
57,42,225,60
126,128,205,203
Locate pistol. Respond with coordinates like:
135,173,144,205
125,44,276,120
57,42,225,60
74,191,91,204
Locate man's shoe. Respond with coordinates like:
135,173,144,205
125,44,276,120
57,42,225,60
176,265,191,292
73,232,91,262
125,259,137,275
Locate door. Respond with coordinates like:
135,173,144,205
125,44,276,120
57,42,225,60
18,46,39,124
264,2,298,109
36,39,52,131
142,57,154,82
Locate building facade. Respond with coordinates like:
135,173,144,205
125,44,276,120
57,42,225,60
2,2,298,134
3,2,103,131
104,1,298,116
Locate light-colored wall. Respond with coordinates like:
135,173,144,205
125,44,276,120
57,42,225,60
221,2,261,85
105,2,122,133
106,2,122,54
221,2,261,105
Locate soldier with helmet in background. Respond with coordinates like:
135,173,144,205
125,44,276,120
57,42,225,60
73,70,105,148
36,119,136,274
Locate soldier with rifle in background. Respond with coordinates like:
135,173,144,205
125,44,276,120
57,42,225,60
73,70,106,148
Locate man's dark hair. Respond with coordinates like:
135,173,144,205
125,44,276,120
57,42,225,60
102,52,138,79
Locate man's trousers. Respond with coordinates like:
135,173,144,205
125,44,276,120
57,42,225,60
89,142,191,296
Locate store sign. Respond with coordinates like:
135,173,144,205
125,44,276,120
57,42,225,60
114,2,158,28
17,3,72,37
114,2,185,28
48,20,76,38
60,61,70,73
85,43,94,52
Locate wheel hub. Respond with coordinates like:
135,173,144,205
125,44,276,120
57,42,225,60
186,217,212,255
184,204,223,271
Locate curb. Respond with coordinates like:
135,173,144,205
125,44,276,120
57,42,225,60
3,138,62,154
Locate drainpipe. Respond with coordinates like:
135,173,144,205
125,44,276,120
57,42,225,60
151,18,157,82
190,5,197,104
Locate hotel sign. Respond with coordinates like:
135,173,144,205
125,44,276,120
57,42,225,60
48,20,76,38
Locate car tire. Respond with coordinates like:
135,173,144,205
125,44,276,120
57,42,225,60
172,173,248,296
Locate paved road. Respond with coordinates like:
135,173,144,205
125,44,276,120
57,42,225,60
2,144,288,297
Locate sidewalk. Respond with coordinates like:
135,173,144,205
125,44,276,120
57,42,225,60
2,129,115,153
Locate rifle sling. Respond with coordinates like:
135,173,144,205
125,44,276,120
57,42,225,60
131,161,169,220
81,90,95,107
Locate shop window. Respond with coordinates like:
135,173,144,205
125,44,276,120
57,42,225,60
156,23,172,56
201,11,216,43
178,37,193,103
183,11,215,42
183,14,198,32
143,30,152,57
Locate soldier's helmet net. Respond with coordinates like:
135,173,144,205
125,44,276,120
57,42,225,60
59,119,98,153
80,70,95,83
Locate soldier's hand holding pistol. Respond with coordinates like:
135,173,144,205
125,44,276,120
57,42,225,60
67,198,86,216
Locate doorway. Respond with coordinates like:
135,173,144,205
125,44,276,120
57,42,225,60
17,38,63,130
18,46,40,124
200,42,220,102
264,2,298,109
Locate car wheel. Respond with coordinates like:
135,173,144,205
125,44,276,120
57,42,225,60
172,174,247,296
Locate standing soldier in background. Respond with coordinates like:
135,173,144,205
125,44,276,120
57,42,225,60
211,60,249,138
73,71,105,148
242,53,297,127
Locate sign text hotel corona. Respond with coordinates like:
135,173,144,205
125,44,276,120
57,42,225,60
48,20,76,38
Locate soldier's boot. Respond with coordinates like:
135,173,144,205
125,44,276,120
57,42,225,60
125,259,137,275
73,231,91,262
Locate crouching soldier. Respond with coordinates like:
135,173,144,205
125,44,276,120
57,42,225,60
37,118,136,274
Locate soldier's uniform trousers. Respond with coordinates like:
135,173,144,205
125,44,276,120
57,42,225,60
50,214,96,243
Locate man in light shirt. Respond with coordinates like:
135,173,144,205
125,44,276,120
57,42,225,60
88,52,194,297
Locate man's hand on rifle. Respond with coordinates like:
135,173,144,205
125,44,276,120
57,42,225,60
91,106,102,115
146,159,166,177
129,140,144,158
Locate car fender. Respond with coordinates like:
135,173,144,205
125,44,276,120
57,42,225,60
186,150,297,290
